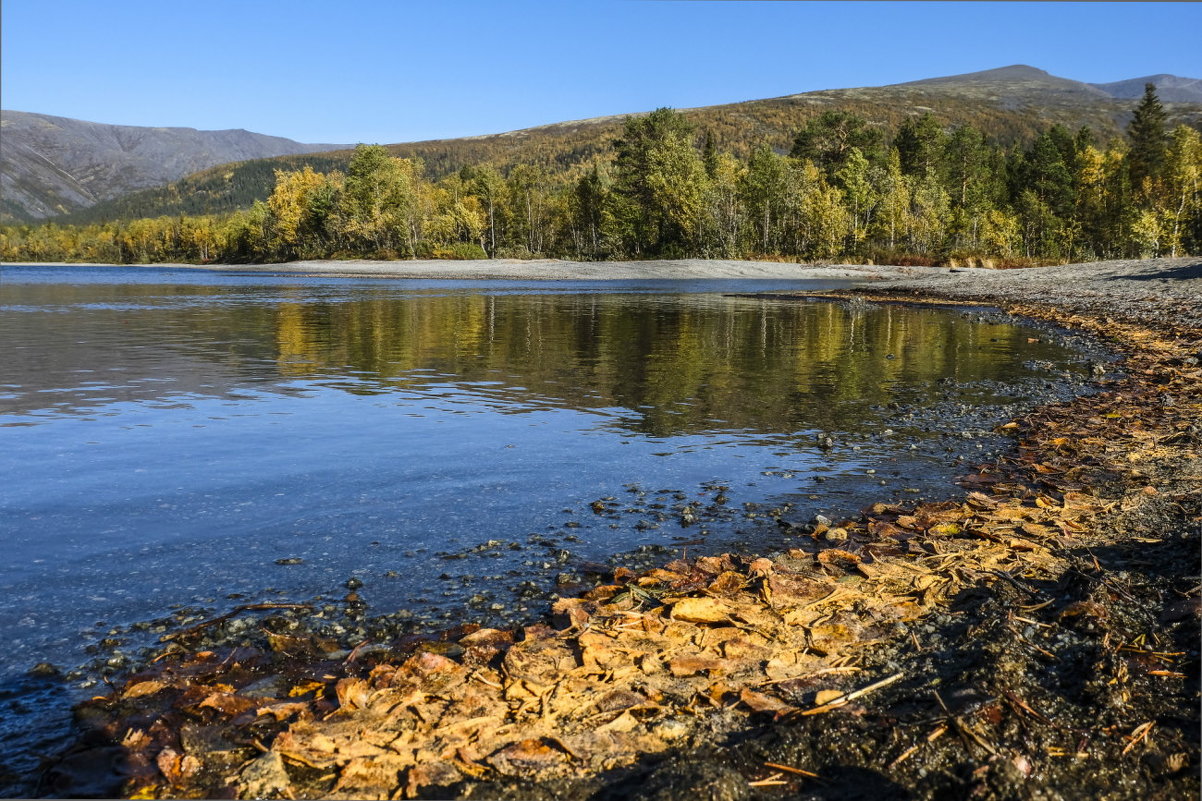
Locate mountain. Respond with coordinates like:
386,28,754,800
893,64,1202,105
0,111,347,221
13,66,1202,226
893,64,1110,96
1089,74,1202,103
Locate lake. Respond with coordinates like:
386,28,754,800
0,265,1099,685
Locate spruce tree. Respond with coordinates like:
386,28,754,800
1127,83,1170,190
702,129,719,179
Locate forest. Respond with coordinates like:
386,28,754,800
2,86,1198,266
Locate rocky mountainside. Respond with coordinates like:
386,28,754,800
0,111,346,221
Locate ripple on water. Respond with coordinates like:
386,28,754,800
0,268,1106,688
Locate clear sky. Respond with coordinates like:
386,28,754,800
3,1,1199,145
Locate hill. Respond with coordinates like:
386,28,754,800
17,65,1202,225
1090,74,1202,103
0,111,347,222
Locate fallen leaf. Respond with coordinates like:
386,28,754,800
123,680,167,699
669,656,726,677
670,597,731,624
739,688,793,714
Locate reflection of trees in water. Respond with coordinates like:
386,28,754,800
4,282,1068,436
269,292,1056,437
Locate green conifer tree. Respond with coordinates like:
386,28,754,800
1127,83,1170,191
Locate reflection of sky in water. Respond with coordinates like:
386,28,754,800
0,265,1093,679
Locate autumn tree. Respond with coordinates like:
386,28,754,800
740,145,789,254
790,111,883,179
569,165,610,259
341,144,423,256
612,108,709,257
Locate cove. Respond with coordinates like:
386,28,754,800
0,265,1101,683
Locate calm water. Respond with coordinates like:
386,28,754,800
0,265,1095,682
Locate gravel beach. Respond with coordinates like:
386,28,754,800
25,257,1199,325
89,255,1200,324
879,257,1202,328
180,258,935,282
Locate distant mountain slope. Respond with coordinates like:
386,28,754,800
1089,74,1202,103
0,111,347,221
892,64,1110,98
23,65,1202,226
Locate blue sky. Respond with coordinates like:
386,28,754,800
3,1,1199,145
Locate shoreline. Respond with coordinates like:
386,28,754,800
4,258,948,282
34,259,1202,800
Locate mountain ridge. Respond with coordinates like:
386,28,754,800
0,110,348,221
5,65,1200,224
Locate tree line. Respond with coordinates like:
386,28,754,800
3,85,1198,266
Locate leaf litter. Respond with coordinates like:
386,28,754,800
45,297,1199,800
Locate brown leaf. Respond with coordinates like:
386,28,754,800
767,573,831,602
813,689,844,706
196,692,258,718
694,555,736,575
334,678,371,711
867,520,909,538
334,756,405,798
739,688,794,714
596,710,640,733
488,738,570,776
120,729,151,750
707,571,746,596
966,492,999,510
460,627,516,648
1059,601,1107,621
748,558,775,575
155,748,183,784
257,701,311,722
595,688,646,713
668,656,726,677
817,549,861,566
642,568,684,584
123,680,167,699
669,597,731,624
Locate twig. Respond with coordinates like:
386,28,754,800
763,762,819,778
794,672,904,716
1121,721,1155,755
890,743,921,768
748,772,788,787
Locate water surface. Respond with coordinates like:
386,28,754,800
1,265,1094,682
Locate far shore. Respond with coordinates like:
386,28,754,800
5,258,949,282
8,256,1198,326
